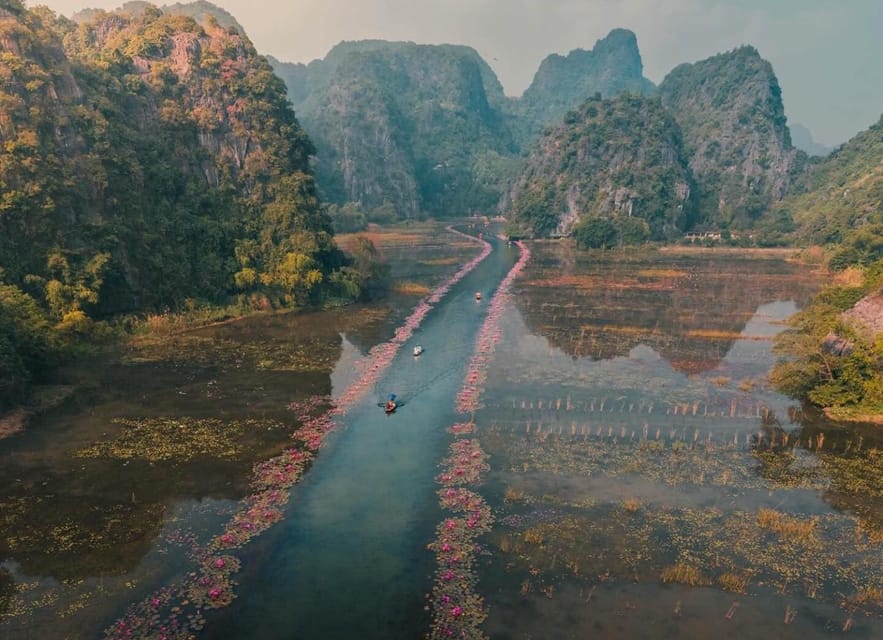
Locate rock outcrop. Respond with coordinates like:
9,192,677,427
658,46,806,228
272,41,516,218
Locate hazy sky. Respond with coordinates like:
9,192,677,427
31,0,883,146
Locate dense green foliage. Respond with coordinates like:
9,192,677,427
0,2,371,405
771,263,883,419
507,94,693,240
780,114,883,251
0,276,56,409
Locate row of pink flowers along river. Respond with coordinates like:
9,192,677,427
105,227,491,640
428,241,531,640
456,241,531,415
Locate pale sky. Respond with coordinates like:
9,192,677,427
30,0,883,146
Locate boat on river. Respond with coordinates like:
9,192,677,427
413,345,424,356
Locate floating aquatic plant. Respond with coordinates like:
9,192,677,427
427,241,531,640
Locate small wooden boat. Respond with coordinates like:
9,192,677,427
475,292,482,300
413,345,424,356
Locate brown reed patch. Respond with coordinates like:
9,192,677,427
711,376,731,387
523,527,545,546
504,486,526,503
419,257,461,266
718,572,751,593
738,379,756,392
520,579,533,596
854,521,883,545
635,269,689,278
661,563,708,587
621,498,641,512
588,324,658,337
832,267,865,287
757,508,818,544
499,535,513,553
393,282,432,296
336,231,425,250
523,275,602,290
144,312,177,335
793,246,826,265
846,587,883,607
684,329,770,341
0,408,28,440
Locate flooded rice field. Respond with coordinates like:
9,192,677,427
2,229,881,639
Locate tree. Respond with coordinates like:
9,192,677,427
573,217,617,249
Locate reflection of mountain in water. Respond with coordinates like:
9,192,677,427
515,244,822,374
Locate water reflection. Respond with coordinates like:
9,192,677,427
516,245,821,373
474,245,883,638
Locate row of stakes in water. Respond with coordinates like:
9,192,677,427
483,420,870,454
505,397,785,421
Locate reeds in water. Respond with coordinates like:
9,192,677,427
661,563,708,587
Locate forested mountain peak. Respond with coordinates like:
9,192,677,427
1,1,346,339
515,28,656,142
272,39,508,114
71,0,244,32
658,45,805,229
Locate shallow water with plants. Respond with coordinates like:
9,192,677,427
0,223,493,639
2,231,881,639
469,243,883,639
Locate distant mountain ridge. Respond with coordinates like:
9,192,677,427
269,29,657,218
789,123,834,157
272,40,517,218
514,28,656,143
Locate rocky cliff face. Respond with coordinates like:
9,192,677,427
272,41,516,218
506,94,693,239
658,46,806,228
514,29,656,143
